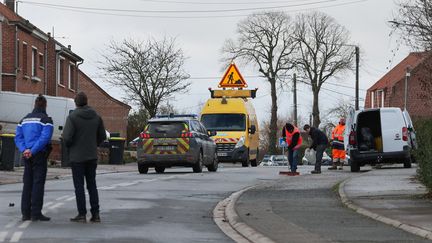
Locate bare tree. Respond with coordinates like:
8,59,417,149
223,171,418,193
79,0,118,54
222,11,296,153
391,0,432,51
100,37,190,118
293,12,354,128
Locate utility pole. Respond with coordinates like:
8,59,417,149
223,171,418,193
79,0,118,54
404,66,411,111
355,46,360,110
293,73,298,126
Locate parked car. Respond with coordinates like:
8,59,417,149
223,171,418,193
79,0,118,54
302,151,332,165
129,137,140,148
345,107,417,172
137,114,218,174
273,155,289,166
260,155,276,166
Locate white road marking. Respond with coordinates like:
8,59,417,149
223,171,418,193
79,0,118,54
65,196,75,202
9,232,22,243
44,202,54,208
0,231,8,242
48,203,64,210
4,220,18,229
56,196,70,201
18,221,30,229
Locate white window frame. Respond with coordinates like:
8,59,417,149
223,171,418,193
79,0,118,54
371,91,375,108
31,47,37,77
57,56,65,86
376,89,385,108
68,62,76,90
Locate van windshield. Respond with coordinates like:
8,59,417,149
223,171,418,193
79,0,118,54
201,114,246,131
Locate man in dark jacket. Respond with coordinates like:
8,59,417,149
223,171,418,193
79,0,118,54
303,124,328,174
15,94,53,221
63,92,106,223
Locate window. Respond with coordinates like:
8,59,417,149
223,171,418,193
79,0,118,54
68,64,75,90
22,43,28,75
17,40,20,69
57,57,65,86
371,91,375,108
39,54,44,69
31,47,37,77
201,114,246,131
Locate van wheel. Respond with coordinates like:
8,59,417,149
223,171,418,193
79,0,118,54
155,166,165,173
193,152,203,173
404,158,412,168
207,152,218,172
350,159,360,172
138,164,149,174
250,149,258,167
242,152,250,167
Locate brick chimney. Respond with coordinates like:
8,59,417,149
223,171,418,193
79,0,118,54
4,0,15,12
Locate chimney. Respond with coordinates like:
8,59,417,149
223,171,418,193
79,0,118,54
67,45,71,50
5,0,15,13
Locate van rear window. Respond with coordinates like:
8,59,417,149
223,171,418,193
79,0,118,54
147,122,187,138
201,114,246,131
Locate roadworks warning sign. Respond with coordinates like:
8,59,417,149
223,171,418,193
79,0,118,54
218,63,248,88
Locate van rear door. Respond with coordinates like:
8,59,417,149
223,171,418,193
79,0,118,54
380,109,406,153
344,107,356,151
402,110,418,149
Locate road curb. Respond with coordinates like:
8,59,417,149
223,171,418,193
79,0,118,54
338,177,432,240
213,186,276,243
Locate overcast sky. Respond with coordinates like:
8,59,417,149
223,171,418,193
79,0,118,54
18,0,410,125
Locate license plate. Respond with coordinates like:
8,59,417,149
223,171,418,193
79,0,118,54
156,146,176,151
217,152,228,157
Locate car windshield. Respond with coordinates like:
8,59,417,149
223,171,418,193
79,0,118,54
262,157,270,162
201,114,246,131
273,155,287,161
147,121,187,138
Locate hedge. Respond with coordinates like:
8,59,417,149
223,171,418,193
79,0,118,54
413,119,432,194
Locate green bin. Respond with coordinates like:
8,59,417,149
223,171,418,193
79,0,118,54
109,137,126,165
0,134,16,171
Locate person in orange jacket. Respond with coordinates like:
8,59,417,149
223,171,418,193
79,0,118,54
330,118,346,170
282,123,303,175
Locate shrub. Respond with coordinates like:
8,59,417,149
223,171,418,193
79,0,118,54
413,119,432,194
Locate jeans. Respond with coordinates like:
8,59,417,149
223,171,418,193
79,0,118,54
288,149,299,172
71,161,99,215
21,152,48,217
314,145,327,172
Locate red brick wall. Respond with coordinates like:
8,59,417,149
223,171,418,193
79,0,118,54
1,23,16,91
78,71,130,137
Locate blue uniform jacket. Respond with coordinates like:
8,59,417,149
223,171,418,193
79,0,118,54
15,108,54,155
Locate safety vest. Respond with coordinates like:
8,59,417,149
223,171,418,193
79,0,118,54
331,124,345,149
285,126,303,150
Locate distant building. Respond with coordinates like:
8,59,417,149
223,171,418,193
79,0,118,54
0,0,131,136
364,52,432,119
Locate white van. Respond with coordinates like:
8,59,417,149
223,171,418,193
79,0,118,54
345,107,417,172
0,91,75,140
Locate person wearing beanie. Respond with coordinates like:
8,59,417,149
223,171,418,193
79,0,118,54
303,124,329,174
282,122,303,175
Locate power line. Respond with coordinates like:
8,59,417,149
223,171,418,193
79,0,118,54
138,0,318,5
18,0,368,19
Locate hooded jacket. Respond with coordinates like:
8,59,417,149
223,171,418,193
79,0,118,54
15,107,53,155
62,106,106,163
309,127,329,150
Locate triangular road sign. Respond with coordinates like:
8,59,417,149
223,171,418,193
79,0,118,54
218,63,248,88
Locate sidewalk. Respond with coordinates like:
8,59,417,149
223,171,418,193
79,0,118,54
223,165,432,242
341,166,432,239
0,163,138,185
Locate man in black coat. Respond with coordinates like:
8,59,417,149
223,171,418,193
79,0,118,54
303,124,328,174
63,92,106,223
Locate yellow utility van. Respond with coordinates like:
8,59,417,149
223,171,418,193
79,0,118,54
200,89,259,167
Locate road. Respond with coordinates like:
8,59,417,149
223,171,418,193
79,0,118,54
0,165,281,243
0,165,429,243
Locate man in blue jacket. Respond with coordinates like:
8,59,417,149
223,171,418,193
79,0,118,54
15,94,53,221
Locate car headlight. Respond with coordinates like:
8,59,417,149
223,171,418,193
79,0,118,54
235,136,245,148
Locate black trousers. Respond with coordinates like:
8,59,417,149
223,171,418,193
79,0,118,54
21,152,48,217
71,160,99,216
314,144,328,172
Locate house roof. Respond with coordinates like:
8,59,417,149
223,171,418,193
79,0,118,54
78,70,132,110
0,3,21,22
368,52,431,91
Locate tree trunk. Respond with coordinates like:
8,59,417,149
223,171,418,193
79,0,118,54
269,78,278,154
312,90,321,128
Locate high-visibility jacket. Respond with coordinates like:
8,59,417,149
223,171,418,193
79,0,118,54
331,124,345,150
285,126,303,150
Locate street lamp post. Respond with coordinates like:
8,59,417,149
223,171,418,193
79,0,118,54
355,46,360,110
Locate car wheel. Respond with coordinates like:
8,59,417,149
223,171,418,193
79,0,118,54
207,152,218,172
138,164,149,174
404,157,412,168
350,159,360,172
250,149,258,167
155,166,165,173
193,152,203,173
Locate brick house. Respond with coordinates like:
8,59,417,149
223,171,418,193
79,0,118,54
0,0,131,137
364,52,432,119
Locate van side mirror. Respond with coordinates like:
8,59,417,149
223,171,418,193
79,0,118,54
249,125,256,134
208,130,217,137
